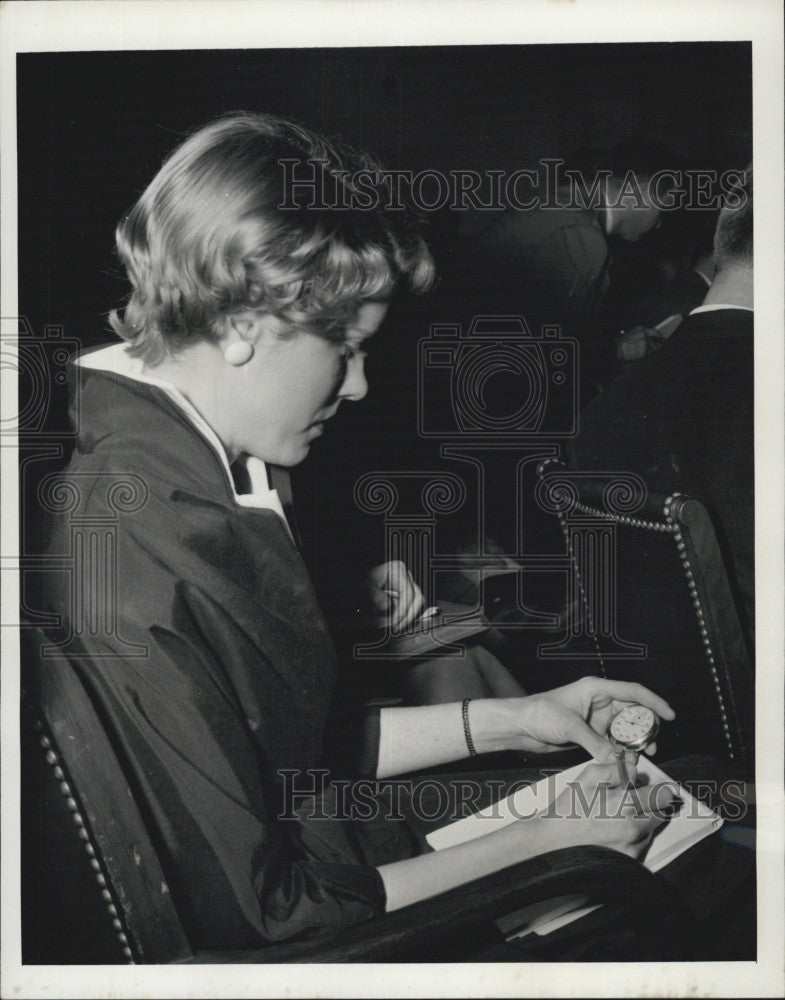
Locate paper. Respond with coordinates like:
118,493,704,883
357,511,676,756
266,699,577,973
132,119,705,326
426,756,723,937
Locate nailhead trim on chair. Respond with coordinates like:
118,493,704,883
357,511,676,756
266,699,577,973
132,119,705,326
537,461,736,758
664,495,735,759
555,508,607,678
32,717,135,963
537,458,675,533
573,503,675,534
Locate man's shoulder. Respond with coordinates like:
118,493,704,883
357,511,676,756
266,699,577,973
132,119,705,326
678,307,754,338
570,326,695,472
658,308,754,378
635,308,753,373
571,307,753,474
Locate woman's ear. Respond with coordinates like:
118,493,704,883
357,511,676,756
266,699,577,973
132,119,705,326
221,311,287,366
228,313,255,337
222,312,261,366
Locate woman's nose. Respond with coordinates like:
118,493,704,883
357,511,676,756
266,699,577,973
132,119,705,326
339,357,368,402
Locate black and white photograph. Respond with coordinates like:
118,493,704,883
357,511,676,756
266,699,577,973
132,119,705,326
2,1,783,997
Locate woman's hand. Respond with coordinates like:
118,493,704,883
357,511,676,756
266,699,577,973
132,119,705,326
470,677,676,760
366,560,425,632
379,755,680,911
545,760,677,859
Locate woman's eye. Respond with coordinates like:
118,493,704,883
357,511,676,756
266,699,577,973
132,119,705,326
340,343,366,362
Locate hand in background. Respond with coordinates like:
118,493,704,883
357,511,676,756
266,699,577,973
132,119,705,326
367,560,425,632
616,325,664,362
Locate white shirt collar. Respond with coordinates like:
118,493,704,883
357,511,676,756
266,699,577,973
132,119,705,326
76,343,291,531
689,303,754,316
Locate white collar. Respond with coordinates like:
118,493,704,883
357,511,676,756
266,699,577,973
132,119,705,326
76,344,291,530
689,303,754,316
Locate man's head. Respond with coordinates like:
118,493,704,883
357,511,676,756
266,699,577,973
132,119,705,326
700,165,753,310
714,166,753,274
604,136,680,242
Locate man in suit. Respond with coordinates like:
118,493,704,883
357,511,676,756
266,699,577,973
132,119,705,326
616,210,717,362
570,167,754,642
449,138,678,393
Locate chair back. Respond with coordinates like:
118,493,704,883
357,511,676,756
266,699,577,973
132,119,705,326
21,627,194,964
537,461,753,765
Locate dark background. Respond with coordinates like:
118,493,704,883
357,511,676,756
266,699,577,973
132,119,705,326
17,43,752,337
17,42,752,577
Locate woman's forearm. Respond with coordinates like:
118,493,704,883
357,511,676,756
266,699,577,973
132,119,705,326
377,813,560,911
376,700,514,779
376,677,675,779
376,760,659,912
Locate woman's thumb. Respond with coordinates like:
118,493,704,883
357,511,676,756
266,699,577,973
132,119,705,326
565,715,614,762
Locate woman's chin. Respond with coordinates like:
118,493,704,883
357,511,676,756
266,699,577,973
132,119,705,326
281,440,315,467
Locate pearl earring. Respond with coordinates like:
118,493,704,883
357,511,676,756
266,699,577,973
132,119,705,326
224,341,254,366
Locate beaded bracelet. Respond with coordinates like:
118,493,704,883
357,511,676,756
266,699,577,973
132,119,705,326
462,697,478,757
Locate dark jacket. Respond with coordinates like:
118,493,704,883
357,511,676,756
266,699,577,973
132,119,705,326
43,360,387,948
571,307,754,641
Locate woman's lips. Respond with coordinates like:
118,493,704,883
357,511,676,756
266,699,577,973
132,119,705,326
308,408,338,435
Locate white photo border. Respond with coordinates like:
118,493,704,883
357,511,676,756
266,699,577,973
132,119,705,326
1,1,782,997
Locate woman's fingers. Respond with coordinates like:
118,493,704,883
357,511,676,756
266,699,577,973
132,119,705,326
367,561,426,630
563,714,617,762
618,780,679,825
393,571,425,630
592,679,675,721
369,588,392,614
379,560,424,631
368,563,395,612
557,762,679,863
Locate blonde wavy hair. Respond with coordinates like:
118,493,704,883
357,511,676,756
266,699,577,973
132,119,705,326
109,113,435,363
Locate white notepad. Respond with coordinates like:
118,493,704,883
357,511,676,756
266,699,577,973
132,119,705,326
425,756,723,938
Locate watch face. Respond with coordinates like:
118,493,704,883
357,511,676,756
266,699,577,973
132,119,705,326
608,704,659,749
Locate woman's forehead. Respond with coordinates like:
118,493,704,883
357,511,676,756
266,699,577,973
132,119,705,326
348,299,389,337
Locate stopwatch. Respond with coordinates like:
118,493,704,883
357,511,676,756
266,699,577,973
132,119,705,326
606,703,660,786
